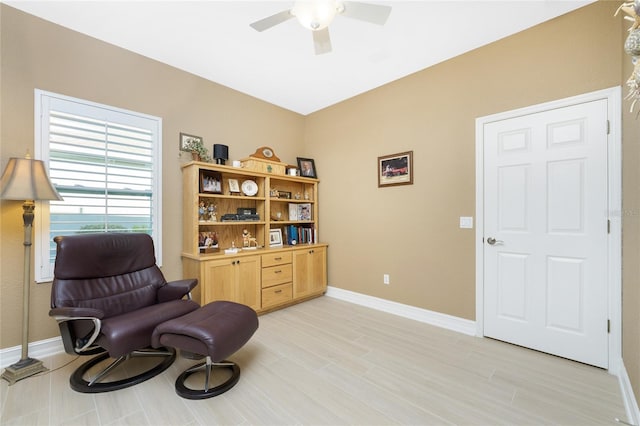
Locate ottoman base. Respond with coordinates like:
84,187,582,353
151,301,259,400
175,356,240,400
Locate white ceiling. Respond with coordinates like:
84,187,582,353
5,0,595,115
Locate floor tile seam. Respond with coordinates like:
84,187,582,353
314,361,455,426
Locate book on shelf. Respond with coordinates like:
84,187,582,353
285,224,317,245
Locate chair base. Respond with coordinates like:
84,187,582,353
70,347,176,393
175,358,240,400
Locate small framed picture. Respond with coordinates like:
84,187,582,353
297,157,317,179
180,133,202,151
378,151,413,187
200,170,222,194
228,178,240,194
298,203,312,221
278,191,292,199
269,229,283,247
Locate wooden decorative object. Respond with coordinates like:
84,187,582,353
241,146,287,174
249,146,281,162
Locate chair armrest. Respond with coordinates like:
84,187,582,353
157,278,198,303
49,306,104,319
49,308,103,354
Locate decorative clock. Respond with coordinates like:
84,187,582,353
249,146,281,163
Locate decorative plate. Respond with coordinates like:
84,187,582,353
241,180,258,196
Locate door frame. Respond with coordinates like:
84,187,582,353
474,86,622,373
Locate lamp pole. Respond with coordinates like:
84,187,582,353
0,155,62,385
1,200,48,384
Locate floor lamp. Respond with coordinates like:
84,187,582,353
0,154,62,385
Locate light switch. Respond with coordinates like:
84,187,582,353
459,216,473,229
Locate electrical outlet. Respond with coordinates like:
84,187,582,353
383,274,390,285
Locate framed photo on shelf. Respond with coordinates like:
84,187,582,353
298,203,311,221
278,191,291,199
228,178,240,194
269,229,283,247
378,150,413,187
199,170,222,194
198,231,219,253
297,157,317,178
289,204,299,221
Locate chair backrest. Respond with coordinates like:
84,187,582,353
51,233,167,318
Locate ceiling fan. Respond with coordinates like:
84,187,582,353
250,1,392,55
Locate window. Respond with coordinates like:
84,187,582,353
34,90,162,282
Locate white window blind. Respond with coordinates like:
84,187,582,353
35,90,162,282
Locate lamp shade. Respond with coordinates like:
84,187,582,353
213,144,228,160
0,157,62,201
293,0,339,30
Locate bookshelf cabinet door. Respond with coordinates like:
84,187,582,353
236,255,261,311
293,247,327,299
203,259,235,304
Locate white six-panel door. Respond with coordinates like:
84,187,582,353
482,99,609,368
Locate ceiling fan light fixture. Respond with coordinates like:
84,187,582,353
292,0,340,31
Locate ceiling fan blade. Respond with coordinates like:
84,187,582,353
250,9,293,32
313,28,332,55
340,1,391,25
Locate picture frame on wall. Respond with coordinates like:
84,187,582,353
297,157,317,178
180,132,203,151
378,151,413,187
199,170,222,194
269,229,283,247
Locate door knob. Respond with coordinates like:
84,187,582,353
487,237,504,245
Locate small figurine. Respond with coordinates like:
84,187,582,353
198,201,206,221
242,228,258,248
208,203,217,222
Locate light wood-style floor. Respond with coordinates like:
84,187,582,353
0,296,628,425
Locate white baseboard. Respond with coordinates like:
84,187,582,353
325,286,476,336
0,337,64,369
618,360,640,425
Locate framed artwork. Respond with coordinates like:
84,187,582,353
297,157,317,178
278,191,292,199
199,170,222,194
269,229,283,247
298,203,312,221
228,178,240,194
378,151,413,187
180,132,203,151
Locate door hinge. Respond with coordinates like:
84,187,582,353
607,120,610,135
607,319,611,333
608,219,611,234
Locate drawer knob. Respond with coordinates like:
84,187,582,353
275,257,282,260
275,289,282,294
275,270,282,273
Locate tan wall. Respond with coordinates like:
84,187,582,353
306,1,623,318
2,0,639,407
621,14,640,405
305,0,640,403
0,4,305,348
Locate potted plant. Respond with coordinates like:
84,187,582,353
183,137,211,162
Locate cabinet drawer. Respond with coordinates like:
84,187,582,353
262,283,292,309
262,252,292,268
262,264,292,288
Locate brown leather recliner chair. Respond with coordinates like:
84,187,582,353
49,233,200,393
